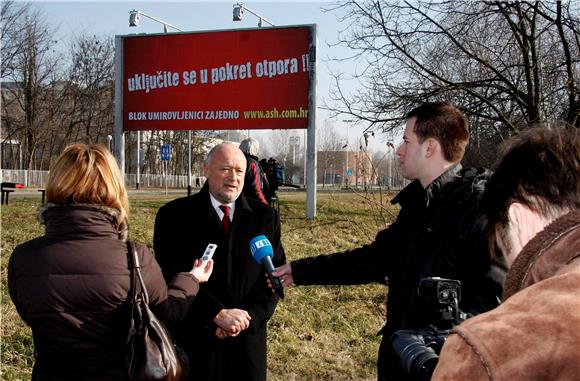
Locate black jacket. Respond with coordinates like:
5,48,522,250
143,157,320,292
153,186,285,381
8,204,200,381
291,165,505,379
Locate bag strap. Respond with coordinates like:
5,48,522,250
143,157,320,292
127,241,150,305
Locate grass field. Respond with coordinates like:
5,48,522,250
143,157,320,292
1,190,399,380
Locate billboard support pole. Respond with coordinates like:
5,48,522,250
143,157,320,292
136,131,140,189
114,36,125,176
188,130,192,196
306,25,317,220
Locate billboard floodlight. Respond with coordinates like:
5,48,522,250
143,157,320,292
129,10,140,27
233,4,243,21
232,3,274,27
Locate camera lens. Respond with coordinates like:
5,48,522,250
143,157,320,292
390,332,440,381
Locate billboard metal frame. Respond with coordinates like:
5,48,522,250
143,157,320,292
115,24,317,218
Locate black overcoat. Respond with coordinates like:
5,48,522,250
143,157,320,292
154,185,285,381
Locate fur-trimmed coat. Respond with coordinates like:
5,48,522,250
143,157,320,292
8,204,202,380
433,209,580,381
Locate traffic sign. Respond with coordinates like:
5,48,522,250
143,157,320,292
161,144,171,161
346,168,353,176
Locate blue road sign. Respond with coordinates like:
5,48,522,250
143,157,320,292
161,144,171,161
346,168,353,176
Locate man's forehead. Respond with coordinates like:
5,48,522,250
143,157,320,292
213,145,243,160
215,152,246,168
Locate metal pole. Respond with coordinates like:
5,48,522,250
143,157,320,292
342,120,351,186
292,136,296,165
136,131,140,189
387,142,395,190
345,151,349,186
306,25,317,219
303,129,306,185
346,126,349,184
18,142,22,170
188,130,192,196
164,161,168,196
390,153,394,189
114,36,125,176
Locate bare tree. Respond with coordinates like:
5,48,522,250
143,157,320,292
1,2,63,170
316,120,344,186
1,1,31,79
324,0,579,166
65,33,115,145
268,129,292,167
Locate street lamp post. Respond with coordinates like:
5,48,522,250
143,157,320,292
129,9,183,191
342,119,353,186
387,142,395,190
289,136,300,166
359,132,373,190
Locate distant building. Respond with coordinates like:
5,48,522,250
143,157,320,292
317,150,376,187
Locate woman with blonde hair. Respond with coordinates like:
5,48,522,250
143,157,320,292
8,143,212,380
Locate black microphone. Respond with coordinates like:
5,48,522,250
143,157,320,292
249,235,284,299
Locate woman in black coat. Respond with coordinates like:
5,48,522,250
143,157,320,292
8,144,213,380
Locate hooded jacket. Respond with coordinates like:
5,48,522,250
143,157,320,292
8,204,201,380
433,209,580,381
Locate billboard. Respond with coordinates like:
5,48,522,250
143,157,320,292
120,25,315,131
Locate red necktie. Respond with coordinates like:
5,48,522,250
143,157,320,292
219,205,230,234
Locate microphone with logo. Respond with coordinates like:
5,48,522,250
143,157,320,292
250,235,284,299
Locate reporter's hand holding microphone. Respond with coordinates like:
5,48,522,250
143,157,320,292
250,235,287,298
270,263,294,289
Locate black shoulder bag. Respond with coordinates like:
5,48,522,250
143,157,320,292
126,241,188,381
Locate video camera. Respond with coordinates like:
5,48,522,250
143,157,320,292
388,277,466,381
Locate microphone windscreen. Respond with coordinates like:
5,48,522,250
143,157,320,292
249,235,274,264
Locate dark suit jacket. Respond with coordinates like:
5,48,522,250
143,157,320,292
153,185,285,381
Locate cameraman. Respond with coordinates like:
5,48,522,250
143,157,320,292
433,127,580,380
272,102,505,380
239,137,269,205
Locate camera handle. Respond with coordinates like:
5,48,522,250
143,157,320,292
451,294,466,325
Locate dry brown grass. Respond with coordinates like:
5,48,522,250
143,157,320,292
1,190,399,380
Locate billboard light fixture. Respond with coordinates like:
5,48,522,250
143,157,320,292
232,3,274,27
128,9,183,32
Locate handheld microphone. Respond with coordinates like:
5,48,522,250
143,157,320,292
249,235,284,299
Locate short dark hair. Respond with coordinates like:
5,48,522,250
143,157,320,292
483,126,580,252
406,102,469,162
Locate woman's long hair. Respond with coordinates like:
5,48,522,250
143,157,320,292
45,144,129,228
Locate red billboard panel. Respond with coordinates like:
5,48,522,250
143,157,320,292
121,25,314,131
